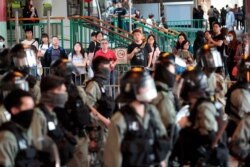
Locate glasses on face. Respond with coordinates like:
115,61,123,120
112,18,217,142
101,42,108,45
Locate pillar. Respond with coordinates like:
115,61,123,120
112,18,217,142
0,0,7,46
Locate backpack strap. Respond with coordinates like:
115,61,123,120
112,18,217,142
0,122,28,150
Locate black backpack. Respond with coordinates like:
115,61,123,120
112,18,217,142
87,79,115,118
0,122,51,167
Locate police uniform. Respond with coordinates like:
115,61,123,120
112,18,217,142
103,104,167,167
85,81,102,107
0,125,30,166
0,105,10,126
151,81,176,129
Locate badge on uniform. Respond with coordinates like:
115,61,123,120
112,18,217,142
48,121,56,131
128,121,139,131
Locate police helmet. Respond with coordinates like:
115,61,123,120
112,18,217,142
10,44,37,69
0,70,29,98
0,48,11,74
237,56,250,83
50,58,79,79
178,69,209,101
154,52,176,87
198,44,223,69
117,67,157,103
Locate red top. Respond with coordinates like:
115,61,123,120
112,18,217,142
95,49,117,62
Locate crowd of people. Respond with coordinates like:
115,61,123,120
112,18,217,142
0,0,250,167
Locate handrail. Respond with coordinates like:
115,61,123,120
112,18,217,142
69,16,133,38
7,17,65,21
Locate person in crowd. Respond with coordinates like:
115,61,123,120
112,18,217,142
193,31,205,60
85,56,115,166
95,39,117,84
0,89,43,166
177,40,194,66
193,7,199,28
127,28,152,67
145,13,155,35
225,56,250,139
225,30,240,80
225,8,235,31
22,0,38,30
207,6,216,30
235,7,243,30
197,5,204,27
113,1,127,30
104,67,169,167
133,9,143,29
106,1,117,26
88,31,103,63
49,59,92,167
38,33,50,58
151,52,179,143
30,75,77,166
234,33,249,64
172,32,188,55
229,59,250,165
207,22,226,76
146,34,160,69
21,28,38,49
169,69,229,167
220,7,227,27
158,17,168,33
43,36,67,67
68,42,88,85
0,36,5,50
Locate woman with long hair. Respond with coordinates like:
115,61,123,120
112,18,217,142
146,34,160,69
68,42,89,84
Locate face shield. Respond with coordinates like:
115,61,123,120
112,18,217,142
13,48,37,67
134,75,157,102
201,48,223,68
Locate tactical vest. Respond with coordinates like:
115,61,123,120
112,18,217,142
225,82,250,137
39,104,76,166
120,105,170,167
0,121,42,167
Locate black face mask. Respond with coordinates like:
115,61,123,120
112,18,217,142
95,67,110,84
165,70,176,88
11,109,34,129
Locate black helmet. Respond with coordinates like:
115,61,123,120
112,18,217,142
50,58,79,79
237,56,250,83
117,67,157,103
0,48,11,74
198,44,223,70
0,70,29,99
178,69,208,101
154,52,176,88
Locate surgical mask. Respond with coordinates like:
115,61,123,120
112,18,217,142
95,67,111,84
11,109,34,129
229,36,233,41
41,92,68,108
225,36,230,42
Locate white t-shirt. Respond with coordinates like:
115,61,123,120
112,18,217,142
68,53,87,74
21,39,39,49
38,43,51,56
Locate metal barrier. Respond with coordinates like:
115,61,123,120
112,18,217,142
7,17,65,47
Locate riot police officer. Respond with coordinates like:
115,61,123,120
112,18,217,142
169,69,229,167
104,67,169,167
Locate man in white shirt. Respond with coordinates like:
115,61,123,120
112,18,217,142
21,28,38,49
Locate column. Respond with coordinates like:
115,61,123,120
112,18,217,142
0,0,7,46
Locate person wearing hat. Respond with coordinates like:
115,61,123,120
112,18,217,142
127,28,152,67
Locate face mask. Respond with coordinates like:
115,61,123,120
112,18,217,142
225,36,230,42
95,67,111,83
135,78,157,102
41,92,68,108
11,109,34,129
229,36,233,41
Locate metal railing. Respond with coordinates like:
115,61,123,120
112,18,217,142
69,16,133,51
7,17,65,47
